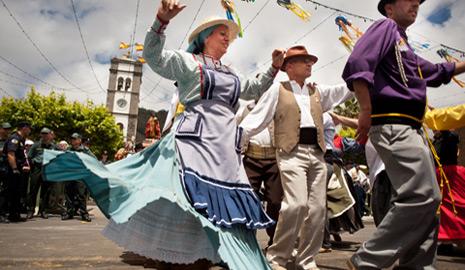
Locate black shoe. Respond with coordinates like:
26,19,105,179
40,212,48,219
81,213,91,222
61,213,73,220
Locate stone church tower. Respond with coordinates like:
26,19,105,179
106,56,142,142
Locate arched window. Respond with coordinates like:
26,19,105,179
125,78,132,91
117,77,124,91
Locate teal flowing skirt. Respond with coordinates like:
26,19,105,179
43,131,270,269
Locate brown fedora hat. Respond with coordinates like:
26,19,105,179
281,45,318,71
378,0,425,17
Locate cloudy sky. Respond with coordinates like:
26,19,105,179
0,0,464,111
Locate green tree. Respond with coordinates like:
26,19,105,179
334,98,359,139
0,88,123,157
334,98,360,119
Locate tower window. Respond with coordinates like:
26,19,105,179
117,77,124,91
125,78,132,91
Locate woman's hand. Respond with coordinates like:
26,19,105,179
157,0,186,22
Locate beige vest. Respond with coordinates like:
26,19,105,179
274,81,325,154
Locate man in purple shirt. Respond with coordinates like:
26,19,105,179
342,0,465,269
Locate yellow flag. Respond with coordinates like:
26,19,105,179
135,42,144,51
137,56,146,64
119,41,129,49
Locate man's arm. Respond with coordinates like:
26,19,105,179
318,83,354,112
353,80,372,142
454,61,465,76
239,85,279,148
7,152,18,172
329,112,358,129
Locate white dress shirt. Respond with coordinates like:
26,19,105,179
239,80,353,147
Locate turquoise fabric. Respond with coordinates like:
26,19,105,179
43,130,270,270
44,131,181,223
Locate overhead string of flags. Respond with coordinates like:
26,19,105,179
234,0,464,87
137,0,464,102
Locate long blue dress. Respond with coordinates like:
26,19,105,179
43,17,278,269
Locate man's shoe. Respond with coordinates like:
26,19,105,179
81,213,91,222
319,247,332,253
61,213,73,220
40,212,48,219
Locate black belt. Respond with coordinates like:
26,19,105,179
299,127,318,145
371,116,422,129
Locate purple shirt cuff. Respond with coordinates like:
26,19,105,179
344,71,374,91
442,62,456,84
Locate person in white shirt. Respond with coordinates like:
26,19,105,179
240,45,352,270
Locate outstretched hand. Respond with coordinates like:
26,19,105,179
157,0,186,22
329,111,341,126
271,49,286,70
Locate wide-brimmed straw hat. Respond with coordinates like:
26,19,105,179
378,0,425,16
281,45,318,71
188,16,240,45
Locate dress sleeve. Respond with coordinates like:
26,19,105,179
342,19,398,91
143,17,195,82
238,66,278,101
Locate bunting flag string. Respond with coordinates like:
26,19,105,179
334,15,435,55
277,0,311,21
440,44,465,58
437,49,465,88
221,0,244,37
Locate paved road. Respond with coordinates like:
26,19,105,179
0,208,464,269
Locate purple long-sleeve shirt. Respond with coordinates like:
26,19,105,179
342,18,455,121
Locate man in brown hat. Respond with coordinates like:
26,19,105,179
240,45,352,270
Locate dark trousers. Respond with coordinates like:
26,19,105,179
64,181,88,216
0,170,8,216
371,170,392,227
27,166,51,213
7,170,22,218
243,156,283,245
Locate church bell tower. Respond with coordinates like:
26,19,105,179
106,56,142,142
